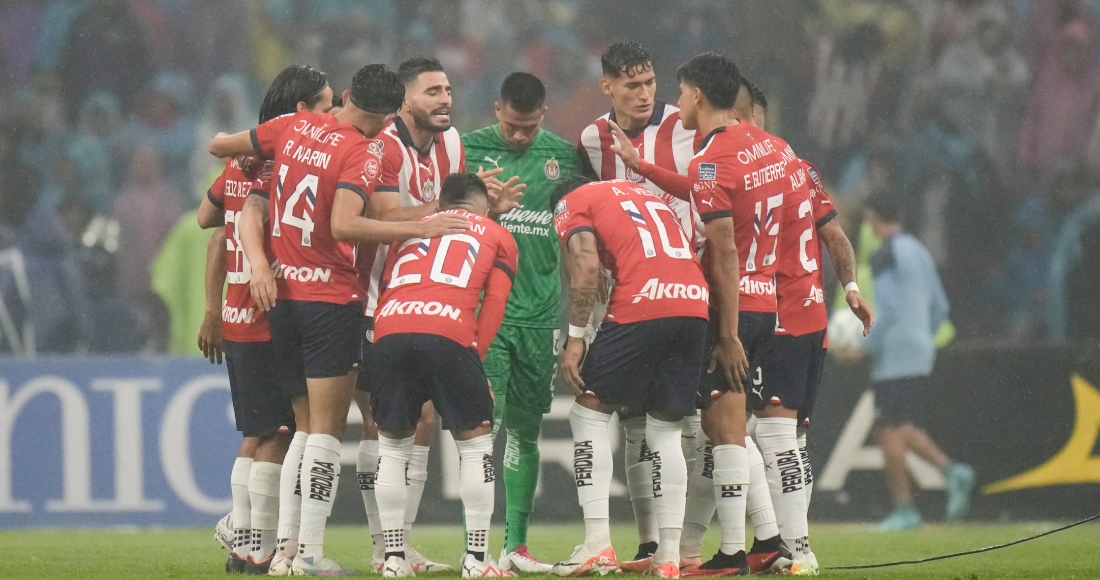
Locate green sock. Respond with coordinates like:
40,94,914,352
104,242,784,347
502,404,543,552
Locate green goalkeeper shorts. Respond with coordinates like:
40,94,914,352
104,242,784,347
483,324,556,415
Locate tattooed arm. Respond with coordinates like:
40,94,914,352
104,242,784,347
559,230,601,395
819,219,874,335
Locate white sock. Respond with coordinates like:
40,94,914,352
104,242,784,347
712,444,748,556
357,438,383,558
456,435,494,555
377,434,414,554
754,418,808,550
276,431,306,558
403,445,429,540
746,436,780,540
297,434,342,558
569,403,613,550
249,461,282,562
681,439,714,559
682,415,701,480
797,427,813,506
231,457,253,558
647,416,687,566
623,415,657,545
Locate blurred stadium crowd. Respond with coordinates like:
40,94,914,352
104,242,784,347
1,0,1099,355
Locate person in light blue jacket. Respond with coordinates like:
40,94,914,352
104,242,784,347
861,194,974,531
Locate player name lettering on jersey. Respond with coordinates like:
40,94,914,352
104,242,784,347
744,160,786,191
375,300,461,320
631,278,710,305
285,144,331,169
276,264,332,283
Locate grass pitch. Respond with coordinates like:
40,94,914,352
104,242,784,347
3,522,1097,579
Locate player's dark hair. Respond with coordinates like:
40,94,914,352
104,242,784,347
258,65,329,123
499,72,546,113
748,80,767,112
439,173,489,209
550,176,592,208
602,42,653,78
677,53,742,110
866,193,904,224
349,64,404,115
398,56,446,86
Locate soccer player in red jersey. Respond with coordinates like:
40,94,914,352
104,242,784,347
354,56,488,574
370,174,518,578
209,64,469,576
195,64,334,575
576,42,704,572
733,82,872,575
550,179,710,578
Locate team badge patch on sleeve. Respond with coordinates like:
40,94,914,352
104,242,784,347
807,165,820,184
554,199,567,215
698,163,717,181
544,156,561,180
364,157,380,181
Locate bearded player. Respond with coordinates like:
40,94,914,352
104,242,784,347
461,72,582,572
576,42,705,572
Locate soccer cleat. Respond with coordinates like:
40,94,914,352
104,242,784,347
499,546,553,573
678,557,702,575
877,504,922,531
944,463,976,522
290,554,360,576
372,556,385,574
745,535,793,574
227,551,248,573
681,550,749,577
461,553,516,578
620,542,658,573
215,513,234,551
791,551,819,576
644,561,680,578
406,545,454,573
245,553,274,575
266,552,293,576
381,555,414,578
551,545,618,577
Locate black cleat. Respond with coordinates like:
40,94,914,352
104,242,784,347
746,536,793,574
244,553,274,575
226,552,248,574
683,550,749,577
621,541,659,573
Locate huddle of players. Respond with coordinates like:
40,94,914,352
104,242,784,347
198,41,873,579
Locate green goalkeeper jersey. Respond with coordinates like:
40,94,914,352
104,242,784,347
462,125,581,328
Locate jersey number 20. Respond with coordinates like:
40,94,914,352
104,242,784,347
388,233,481,289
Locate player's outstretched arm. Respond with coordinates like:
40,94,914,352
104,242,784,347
368,190,440,222
209,131,257,159
819,219,873,336
703,217,748,392
196,194,225,229
332,188,470,244
607,120,693,201
198,228,227,364
239,194,277,311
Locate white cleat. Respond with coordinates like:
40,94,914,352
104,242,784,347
499,546,553,573
551,545,618,577
214,513,233,551
792,551,820,576
267,552,294,576
461,553,516,578
381,554,415,577
406,545,454,574
290,554,360,576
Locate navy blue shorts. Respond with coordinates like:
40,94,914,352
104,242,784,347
699,311,777,405
750,330,827,416
873,376,925,426
369,333,494,433
355,316,375,392
225,340,296,437
581,317,708,419
267,299,361,389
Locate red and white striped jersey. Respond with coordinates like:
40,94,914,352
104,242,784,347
578,102,704,250
358,116,466,316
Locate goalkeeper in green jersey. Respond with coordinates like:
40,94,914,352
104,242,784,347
462,72,581,573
